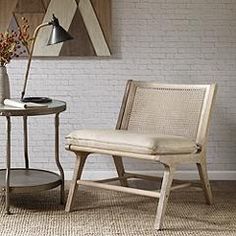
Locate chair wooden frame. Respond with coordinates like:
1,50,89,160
65,80,217,230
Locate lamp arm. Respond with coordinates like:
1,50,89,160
21,22,50,100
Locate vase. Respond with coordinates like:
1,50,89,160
0,66,10,104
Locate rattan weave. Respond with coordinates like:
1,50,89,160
127,87,206,140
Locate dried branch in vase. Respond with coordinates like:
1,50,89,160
0,17,32,66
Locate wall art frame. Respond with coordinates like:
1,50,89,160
0,0,112,57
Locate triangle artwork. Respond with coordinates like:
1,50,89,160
0,0,111,57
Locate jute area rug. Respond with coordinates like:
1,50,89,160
0,181,235,236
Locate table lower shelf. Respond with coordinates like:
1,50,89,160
0,168,62,193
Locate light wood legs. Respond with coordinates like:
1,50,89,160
154,165,175,230
112,155,128,187
197,160,213,205
65,152,212,230
65,152,88,212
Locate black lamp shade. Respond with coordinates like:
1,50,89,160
47,15,73,45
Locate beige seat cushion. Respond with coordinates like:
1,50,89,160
66,129,198,155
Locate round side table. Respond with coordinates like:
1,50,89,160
0,100,66,214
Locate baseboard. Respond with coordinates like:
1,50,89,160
63,170,236,181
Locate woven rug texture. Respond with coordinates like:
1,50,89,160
0,181,235,236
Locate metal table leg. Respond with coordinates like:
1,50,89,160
55,113,65,204
23,116,29,169
5,116,11,214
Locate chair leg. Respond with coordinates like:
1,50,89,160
197,159,213,205
154,165,175,230
113,155,128,187
65,152,88,212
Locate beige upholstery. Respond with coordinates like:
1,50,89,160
65,81,217,230
66,129,199,155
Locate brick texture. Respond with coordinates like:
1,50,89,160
0,0,236,174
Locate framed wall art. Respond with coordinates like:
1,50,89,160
0,0,112,57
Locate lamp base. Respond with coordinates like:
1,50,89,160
21,97,52,103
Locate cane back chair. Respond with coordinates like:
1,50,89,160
65,80,217,230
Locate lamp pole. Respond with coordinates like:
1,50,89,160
21,22,51,101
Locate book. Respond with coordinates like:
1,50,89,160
4,99,48,109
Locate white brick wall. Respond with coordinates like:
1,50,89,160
1,0,236,179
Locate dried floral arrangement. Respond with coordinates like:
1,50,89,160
0,17,31,66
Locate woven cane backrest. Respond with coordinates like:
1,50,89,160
119,81,216,145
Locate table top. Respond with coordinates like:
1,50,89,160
0,99,66,116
